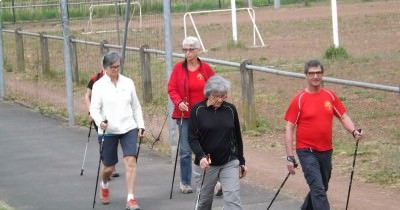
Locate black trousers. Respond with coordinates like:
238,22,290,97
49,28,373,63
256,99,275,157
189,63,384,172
297,149,332,210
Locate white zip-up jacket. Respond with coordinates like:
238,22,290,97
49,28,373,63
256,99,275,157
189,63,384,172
90,73,145,134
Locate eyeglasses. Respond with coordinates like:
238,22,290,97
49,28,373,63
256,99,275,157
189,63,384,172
109,64,120,69
210,94,227,100
306,71,323,77
182,48,197,53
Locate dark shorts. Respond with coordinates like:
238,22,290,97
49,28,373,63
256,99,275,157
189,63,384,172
98,129,138,166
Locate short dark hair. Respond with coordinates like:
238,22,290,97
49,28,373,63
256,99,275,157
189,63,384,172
304,59,324,74
102,51,121,68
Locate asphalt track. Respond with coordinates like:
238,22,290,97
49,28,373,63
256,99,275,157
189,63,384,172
0,101,301,210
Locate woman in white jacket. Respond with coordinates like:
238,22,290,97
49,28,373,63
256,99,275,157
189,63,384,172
90,51,145,210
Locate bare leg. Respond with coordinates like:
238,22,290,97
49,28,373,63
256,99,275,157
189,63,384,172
102,165,115,184
124,156,137,194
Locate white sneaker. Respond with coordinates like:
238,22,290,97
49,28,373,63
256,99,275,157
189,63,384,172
214,182,223,196
180,182,193,194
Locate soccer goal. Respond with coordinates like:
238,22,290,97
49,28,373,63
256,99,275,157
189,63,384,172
183,7,265,52
82,1,142,35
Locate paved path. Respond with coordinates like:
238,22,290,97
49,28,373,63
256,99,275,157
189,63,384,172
0,101,301,210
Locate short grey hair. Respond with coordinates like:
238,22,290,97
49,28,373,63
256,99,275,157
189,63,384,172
204,75,231,97
182,36,201,49
102,51,121,68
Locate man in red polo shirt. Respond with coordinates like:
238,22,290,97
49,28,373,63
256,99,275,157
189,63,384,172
284,60,364,210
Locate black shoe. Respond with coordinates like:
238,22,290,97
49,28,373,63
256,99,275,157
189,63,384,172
111,172,120,178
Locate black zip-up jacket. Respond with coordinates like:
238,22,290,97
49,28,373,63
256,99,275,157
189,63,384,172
188,100,245,166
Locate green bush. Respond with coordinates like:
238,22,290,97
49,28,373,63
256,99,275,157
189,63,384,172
0,201,14,210
4,58,13,72
324,45,349,60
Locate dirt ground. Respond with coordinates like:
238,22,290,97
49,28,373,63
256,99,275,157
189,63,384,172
159,1,400,209
230,2,400,210
168,0,400,63
243,138,400,210
4,1,400,210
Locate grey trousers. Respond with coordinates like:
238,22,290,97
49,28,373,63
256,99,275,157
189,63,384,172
194,159,242,210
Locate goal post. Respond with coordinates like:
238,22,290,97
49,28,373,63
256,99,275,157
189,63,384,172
183,7,265,52
82,1,142,35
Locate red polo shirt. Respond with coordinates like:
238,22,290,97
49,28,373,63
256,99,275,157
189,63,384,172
284,88,346,151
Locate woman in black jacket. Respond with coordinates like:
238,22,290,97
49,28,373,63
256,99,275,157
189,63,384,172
189,75,247,210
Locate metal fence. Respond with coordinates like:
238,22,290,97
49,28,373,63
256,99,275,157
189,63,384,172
1,28,398,125
0,1,399,127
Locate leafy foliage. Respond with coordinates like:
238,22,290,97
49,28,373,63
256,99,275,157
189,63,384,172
324,45,349,60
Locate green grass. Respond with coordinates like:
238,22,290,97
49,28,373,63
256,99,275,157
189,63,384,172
333,136,400,186
324,46,350,61
0,201,14,210
364,143,400,185
244,118,272,137
3,58,13,73
0,0,343,23
213,65,237,74
226,40,247,50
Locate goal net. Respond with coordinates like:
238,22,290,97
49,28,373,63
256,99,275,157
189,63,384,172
82,1,142,35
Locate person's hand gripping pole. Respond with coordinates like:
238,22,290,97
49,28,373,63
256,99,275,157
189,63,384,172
136,128,145,162
195,154,211,210
351,128,364,141
286,155,298,175
178,98,189,113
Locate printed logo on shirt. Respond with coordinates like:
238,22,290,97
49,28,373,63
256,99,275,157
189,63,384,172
324,101,332,111
196,73,205,80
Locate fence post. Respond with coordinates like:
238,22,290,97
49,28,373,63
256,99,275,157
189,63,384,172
99,40,109,58
163,0,178,163
240,59,256,130
15,28,25,72
11,0,16,24
39,33,50,75
0,5,5,100
60,0,75,126
69,36,79,84
140,44,152,104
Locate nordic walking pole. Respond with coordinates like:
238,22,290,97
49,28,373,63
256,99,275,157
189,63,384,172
345,129,362,210
267,162,298,210
80,120,93,176
169,112,184,199
136,129,145,162
195,154,210,210
93,120,107,209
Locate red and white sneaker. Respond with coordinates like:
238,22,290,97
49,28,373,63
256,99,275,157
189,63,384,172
100,187,110,205
126,199,141,210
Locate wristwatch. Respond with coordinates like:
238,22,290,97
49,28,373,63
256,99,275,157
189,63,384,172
287,155,296,164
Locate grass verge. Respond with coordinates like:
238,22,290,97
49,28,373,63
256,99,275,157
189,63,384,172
0,201,14,210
